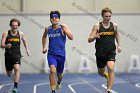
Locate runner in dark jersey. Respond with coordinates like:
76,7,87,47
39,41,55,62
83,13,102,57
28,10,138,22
42,11,73,93
88,7,121,93
1,18,30,93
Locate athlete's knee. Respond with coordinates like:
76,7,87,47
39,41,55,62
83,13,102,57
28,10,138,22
14,67,20,72
57,73,63,78
50,69,56,74
14,64,20,71
50,67,56,74
107,66,114,72
107,61,115,72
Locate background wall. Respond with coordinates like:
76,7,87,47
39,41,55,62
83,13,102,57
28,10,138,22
0,0,140,13
0,0,140,74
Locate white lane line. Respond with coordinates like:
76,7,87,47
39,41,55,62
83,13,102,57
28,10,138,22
136,83,140,88
0,83,12,90
0,83,13,93
76,75,103,93
0,85,4,90
85,82,103,93
68,82,103,93
68,82,82,93
101,80,130,93
102,83,118,93
33,82,49,93
0,81,36,89
0,81,43,92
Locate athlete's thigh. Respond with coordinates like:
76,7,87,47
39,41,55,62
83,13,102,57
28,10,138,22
107,52,116,62
106,53,116,70
13,57,21,65
96,56,107,68
5,55,14,71
56,56,66,73
47,54,57,67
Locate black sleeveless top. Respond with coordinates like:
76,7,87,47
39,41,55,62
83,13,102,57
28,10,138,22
5,30,21,57
95,22,116,56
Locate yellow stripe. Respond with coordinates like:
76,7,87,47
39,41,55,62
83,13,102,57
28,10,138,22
100,32,114,35
8,38,20,42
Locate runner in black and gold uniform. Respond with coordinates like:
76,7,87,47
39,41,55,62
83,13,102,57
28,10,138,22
1,18,30,93
88,7,121,93
5,30,21,72
95,22,116,68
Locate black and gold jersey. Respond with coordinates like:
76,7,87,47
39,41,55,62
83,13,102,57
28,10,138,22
95,22,116,56
5,30,21,57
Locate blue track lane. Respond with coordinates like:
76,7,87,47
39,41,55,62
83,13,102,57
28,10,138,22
0,73,140,93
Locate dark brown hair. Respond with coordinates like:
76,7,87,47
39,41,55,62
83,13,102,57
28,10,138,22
9,18,21,26
50,10,61,19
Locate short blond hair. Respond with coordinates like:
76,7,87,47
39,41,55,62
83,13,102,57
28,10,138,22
101,7,112,16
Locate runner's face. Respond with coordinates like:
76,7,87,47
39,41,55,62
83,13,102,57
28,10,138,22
50,17,60,25
102,12,112,22
11,22,19,30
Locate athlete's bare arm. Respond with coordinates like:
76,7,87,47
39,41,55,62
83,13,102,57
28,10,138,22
20,31,30,56
1,31,12,48
88,23,100,43
42,27,48,54
113,23,121,53
61,24,73,40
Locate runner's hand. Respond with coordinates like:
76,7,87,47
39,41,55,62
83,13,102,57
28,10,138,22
42,48,47,54
6,43,12,48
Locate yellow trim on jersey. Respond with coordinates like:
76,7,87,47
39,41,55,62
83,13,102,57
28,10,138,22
8,38,20,42
100,32,114,35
